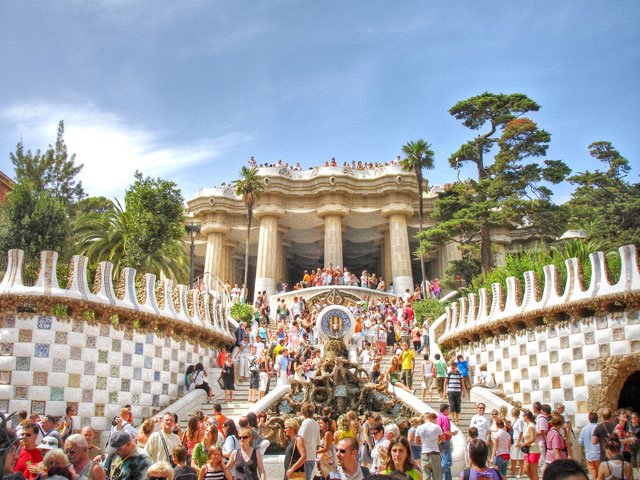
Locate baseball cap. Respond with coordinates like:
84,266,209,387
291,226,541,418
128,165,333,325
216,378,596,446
38,436,59,450
105,431,133,454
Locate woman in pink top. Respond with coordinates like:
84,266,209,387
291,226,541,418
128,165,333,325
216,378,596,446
544,414,568,465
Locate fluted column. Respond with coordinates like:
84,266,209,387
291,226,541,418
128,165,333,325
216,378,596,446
203,231,225,284
254,207,285,299
222,241,237,284
382,203,414,295
318,205,349,269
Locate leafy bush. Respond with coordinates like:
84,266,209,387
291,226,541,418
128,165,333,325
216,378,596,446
230,302,255,323
412,299,446,326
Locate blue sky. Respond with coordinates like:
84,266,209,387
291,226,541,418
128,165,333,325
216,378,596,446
0,0,638,203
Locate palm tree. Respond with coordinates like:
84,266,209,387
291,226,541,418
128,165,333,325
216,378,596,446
400,139,435,296
233,166,264,300
74,199,187,281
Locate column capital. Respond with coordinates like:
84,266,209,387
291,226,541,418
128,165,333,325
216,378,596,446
253,205,285,220
200,222,228,235
381,202,413,218
317,204,349,218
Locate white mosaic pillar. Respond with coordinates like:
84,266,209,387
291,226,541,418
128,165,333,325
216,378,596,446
382,203,414,295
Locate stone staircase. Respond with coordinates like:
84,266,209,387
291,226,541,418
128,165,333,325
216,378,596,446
378,351,476,429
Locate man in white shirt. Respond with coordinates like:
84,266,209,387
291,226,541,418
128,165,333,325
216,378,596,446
144,413,181,464
416,412,445,480
469,403,491,443
298,403,321,480
369,422,386,473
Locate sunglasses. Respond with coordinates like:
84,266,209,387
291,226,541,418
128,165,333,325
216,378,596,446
239,435,250,439
336,448,352,454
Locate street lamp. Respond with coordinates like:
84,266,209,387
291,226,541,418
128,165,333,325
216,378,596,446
185,223,201,288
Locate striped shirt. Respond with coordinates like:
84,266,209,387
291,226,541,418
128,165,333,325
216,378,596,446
447,372,463,392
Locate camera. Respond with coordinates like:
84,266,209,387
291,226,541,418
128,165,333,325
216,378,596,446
111,416,119,427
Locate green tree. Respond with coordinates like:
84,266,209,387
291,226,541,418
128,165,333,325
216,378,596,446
74,173,187,281
233,166,263,297
400,139,435,293
566,141,640,247
10,120,85,207
0,182,70,258
421,92,570,273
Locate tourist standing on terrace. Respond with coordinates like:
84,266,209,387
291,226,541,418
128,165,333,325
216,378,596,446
64,434,106,480
103,431,152,480
417,412,445,480
400,342,416,389
445,361,467,424
221,355,235,402
145,413,181,465
438,404,458,480
14,423,42,479
522,410,541,480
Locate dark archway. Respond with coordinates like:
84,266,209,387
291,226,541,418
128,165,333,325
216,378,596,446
618,371,640,413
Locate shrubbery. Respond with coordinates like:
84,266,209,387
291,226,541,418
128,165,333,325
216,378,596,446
230,302,255,323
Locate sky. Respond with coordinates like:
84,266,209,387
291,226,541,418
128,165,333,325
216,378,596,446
0,0,638,203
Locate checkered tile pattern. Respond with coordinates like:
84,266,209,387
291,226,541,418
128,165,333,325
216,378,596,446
0,314,218,432
457,310,640,428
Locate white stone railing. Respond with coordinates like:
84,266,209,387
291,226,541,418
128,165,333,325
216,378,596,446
0,249,235,348
438,244,640,346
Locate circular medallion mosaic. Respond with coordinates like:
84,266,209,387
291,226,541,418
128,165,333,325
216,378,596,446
319,308,352,339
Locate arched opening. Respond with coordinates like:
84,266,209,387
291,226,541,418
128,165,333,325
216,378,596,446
618,370,640,413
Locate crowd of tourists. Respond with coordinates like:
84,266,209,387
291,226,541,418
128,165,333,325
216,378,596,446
4,397,638,480
247,155,404,173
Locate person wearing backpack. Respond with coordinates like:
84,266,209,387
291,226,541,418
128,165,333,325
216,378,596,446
461,438,503,480
545,414,568,466
593,408,618,462
597,437,633,480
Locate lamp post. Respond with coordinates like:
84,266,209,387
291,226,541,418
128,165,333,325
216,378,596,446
185,223,201,289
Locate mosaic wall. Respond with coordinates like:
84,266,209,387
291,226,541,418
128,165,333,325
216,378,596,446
457,310,640,428
0,314,218,432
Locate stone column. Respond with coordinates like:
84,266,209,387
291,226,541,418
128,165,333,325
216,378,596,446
382,227,392,283
382,203,414,295
222,241,237,284
203,229,225,285
253,207,285,300
318,205,349,269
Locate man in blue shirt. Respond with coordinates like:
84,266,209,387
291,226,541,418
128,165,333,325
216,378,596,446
578,411,601,480
457,355,471,393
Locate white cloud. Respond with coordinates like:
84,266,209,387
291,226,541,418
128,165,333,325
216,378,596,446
0,102,249,199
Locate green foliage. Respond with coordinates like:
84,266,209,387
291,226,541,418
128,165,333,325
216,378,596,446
230,302,255,323
566,141,640,247
10,120,84,207
421,92,570,273
468,239,622,294
0,182,71,258
442,257,481,292
412,298,445,326
52,304,68,316
74,173,188,282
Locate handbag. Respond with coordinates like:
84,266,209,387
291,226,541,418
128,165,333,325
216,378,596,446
288,436,306,480
520,445,530,454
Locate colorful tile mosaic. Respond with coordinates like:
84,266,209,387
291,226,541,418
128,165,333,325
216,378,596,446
122,353,132,367
124,330,133,341
55,331,68,344
86,336,97,348
18,329,33,343
135,343,144,355
16,356,30,371
98,350,108,363
96,377,107,390
144,356,152,369
100,323,110,336
1,343,14,356
0,371,11,385
53,358,66,372
133,368,142,381
112,339,121,352
37,316,53,329
94,403,105,417
50,387,64,401
82,389,93,402
146,333,154,344
14,386,28,400
34,372,48,386
84,361,95,375
152,394,160,406
109,391,119,404
70,346,82,360
68,373,80,388
110,366,120,378
72,319,84,332
154,371,160,381
154,346,162,357
121,379,130,392
3,316,15,328
31,400,45,415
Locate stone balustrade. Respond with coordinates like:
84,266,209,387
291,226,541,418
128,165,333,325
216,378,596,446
439,244,640,347
0,249,236,347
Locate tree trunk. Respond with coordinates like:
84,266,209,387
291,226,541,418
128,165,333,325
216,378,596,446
480,223,493,273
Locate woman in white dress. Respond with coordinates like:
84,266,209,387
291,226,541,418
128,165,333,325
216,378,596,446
510,407,525,478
